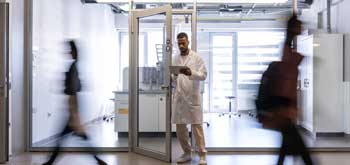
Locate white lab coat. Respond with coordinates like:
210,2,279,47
172,50,207,124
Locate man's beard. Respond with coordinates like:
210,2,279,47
180,48,188,54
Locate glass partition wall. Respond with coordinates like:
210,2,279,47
29,0,350,154
30,0,129,150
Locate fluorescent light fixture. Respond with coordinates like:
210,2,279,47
96,0,288,3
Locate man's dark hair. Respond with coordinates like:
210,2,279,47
177,32,188,40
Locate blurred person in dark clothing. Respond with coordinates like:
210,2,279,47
43,40,107,165
256,15,313,165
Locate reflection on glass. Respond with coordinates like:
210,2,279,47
237,31,284,111
137,14,167,153
198,30,285,148
32,0,126,149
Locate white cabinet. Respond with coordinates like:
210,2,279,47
158,95,166,132
297,34,345,136
114,94,128,132
297,35,314,133
139,94,158,132
114,92,169,133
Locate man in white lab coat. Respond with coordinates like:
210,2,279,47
172,32,207,164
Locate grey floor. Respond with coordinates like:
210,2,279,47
35,113,350,149
5,152,350,165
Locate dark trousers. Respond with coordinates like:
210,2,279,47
277,121,313,165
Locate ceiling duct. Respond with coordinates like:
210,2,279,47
110,4,127,13
81,0,97,3
135,4,146,9
303,0,313,5
171,3,186,9
219,5,243,13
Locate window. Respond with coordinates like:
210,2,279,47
209,33,237,112
203,31,285,113
237,31,285,111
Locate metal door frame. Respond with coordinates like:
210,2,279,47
0,0,10,163
129,5,173,162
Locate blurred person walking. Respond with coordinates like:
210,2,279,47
256,15,313,165
43,40,107,165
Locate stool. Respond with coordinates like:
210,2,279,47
219,96,239,118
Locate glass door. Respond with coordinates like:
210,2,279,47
129,5,172,162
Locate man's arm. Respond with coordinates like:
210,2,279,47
189,57,207,81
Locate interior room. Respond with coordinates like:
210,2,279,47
1,0,349,164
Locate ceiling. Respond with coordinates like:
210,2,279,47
108,0,312,16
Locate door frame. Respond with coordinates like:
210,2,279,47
0,0,10,163
129,5,173,162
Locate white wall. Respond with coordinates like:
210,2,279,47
328,1,350,134
301,0,350,134
302,0,350,33
313,34,344,133
32,0,118,144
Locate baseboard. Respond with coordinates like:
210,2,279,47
316,132,346,137
298,125,314,137
32,133,61,147
300,121,313,133
118,132,190,138
84,116,104,125
32,116,101,147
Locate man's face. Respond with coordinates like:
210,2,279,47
177,37,189,54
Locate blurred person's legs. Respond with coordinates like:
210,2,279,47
277,120,312,165
176,124,207,164
68,95,84,134
43,122,73,164
43,95,106,165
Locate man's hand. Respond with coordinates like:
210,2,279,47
179,68,191,76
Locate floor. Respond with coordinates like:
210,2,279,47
4,151,350,165
35,113,350,149
203,113,281,148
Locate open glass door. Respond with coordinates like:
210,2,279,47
0,1,9,163
129,5,172,162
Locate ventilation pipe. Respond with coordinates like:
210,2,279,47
293,0,298,14
327,0,332,33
